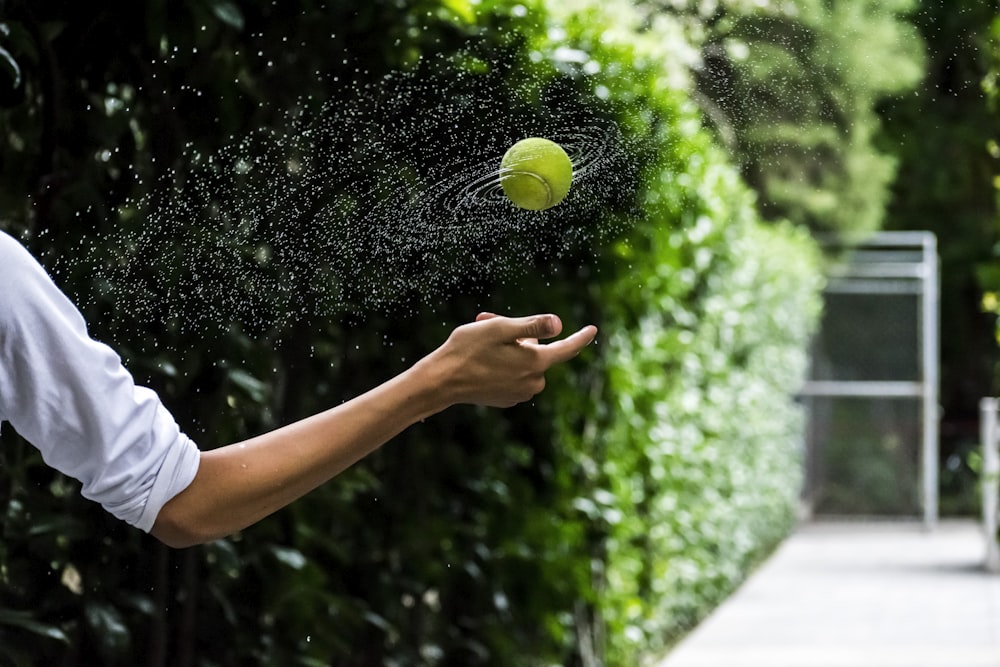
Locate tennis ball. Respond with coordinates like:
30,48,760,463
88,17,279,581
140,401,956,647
500,138,573,211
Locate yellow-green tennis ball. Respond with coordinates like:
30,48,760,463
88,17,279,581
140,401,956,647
500,137,573,211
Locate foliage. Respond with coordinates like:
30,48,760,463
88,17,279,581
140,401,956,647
980,9,1000,346
873,0,999,516
976,8,1000,522
0,0,822,665
986,14,1000,114
651,0,925,237
651,0,1000,517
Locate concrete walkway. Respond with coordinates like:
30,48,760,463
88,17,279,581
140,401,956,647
657,521,1000,667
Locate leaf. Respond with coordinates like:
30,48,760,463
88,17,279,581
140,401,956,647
362,611,392,633
441,0,476,24
0,44,21,89
26,513,87,539
0,609,70,643
210,0,245,31
271,546,307,570
227,367,268,402
84,603,131,660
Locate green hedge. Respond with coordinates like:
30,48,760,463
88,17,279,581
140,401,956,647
540,4,823,660
0,0,822,664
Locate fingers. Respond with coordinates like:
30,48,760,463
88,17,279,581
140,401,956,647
474,312,596,359
478,313,563,342
446,313,596,407
524,314,562,340
472,313,596,362
535,324,598,366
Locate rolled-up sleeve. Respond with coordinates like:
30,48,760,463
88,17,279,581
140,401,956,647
0,232,200,532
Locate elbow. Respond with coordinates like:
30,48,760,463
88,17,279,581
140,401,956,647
149,503,225,549
152,526,210,550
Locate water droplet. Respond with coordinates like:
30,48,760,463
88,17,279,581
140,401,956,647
75,47,639,338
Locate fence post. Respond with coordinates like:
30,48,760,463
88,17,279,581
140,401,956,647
922,234,939,530
920,234,941,529
980,397,1000,572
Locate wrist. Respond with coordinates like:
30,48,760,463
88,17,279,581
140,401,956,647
408,347,459,417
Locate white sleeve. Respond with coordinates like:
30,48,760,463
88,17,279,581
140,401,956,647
0,232,200,532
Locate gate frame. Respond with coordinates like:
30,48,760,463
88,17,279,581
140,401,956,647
800,231,940,529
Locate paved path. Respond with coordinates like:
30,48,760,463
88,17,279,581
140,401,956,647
657,521,1000,667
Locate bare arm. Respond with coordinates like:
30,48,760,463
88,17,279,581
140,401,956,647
151,313,597,548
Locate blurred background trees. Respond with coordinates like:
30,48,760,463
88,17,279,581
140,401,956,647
0,0,997,664
683,0,1000,515
684,0,925,237
878,0,1000,513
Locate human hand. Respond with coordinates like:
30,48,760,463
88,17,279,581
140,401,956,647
428,313,598,408
153,312,596,546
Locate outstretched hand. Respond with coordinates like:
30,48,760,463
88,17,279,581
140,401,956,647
428,313,598,408
153,311,598,547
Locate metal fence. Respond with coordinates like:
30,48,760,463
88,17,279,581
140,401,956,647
978,398,1000,571
801,231,939,528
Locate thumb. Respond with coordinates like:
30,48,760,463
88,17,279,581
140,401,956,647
514,314,562,341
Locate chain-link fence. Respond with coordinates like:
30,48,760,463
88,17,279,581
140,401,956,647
801,232,939,527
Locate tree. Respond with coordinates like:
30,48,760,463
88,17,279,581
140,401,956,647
657,0,999,514
674,0,925,236
879,0,1000,513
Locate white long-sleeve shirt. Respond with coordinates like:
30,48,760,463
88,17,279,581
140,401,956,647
0,231,200,532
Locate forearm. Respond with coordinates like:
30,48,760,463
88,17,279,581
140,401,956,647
152,355,450,548
150,313,596,548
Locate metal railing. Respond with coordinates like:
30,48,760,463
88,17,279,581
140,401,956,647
978,397,1000,572
801,231,939,528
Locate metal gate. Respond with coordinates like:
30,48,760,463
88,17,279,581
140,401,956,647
801,232,939,528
